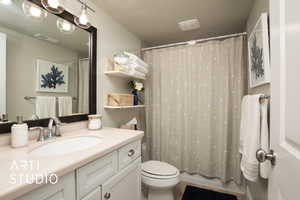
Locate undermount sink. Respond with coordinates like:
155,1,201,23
29,136,102,157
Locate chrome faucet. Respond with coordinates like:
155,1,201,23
30,127,46,142
29,117,64,142
48,117,63,137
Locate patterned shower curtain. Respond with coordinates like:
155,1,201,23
143,36,246,184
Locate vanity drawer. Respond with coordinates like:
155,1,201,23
76,151,118,199
118,140,141,170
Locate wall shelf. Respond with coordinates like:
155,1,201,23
104,71,146,80
104,105,145,109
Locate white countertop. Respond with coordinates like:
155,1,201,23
0,127,144,200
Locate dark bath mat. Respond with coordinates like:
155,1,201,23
182,185,238,200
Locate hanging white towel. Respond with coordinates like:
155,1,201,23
58,96,72,117
260,98,271,179
239,94,261,182
35,96,56,119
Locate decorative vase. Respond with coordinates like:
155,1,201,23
132,90,139,105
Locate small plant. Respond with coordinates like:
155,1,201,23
41,65,65,89
129,81,144,105
129,81,144,91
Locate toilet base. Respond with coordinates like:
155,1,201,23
148,187,174,200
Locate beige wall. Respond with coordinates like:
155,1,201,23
63,1,142,128
245,0,269,199
0,26,80,121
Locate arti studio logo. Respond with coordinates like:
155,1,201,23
9,160,58,185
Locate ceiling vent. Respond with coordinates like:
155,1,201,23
33,33,59,43
178,19,200,31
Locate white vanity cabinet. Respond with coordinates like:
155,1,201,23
76,151,118,199
79,140,142,200
81,187,101,200
17,172,76,200
102,158,141,200
16,139,142,200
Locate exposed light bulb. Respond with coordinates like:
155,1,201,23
22,0,47,21
57,18,75,34
79,9,88,25
62,21,71,31
74,4,92,29
41,0,64,14
0,0,12,5
29,6,42,17
48,0,59,9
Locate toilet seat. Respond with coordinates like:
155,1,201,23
142,161,179,179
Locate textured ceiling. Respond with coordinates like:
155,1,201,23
94,0,254,46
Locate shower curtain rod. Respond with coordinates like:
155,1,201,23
141,32,247,52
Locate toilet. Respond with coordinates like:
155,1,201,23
141,160,180,200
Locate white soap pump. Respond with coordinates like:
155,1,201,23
11,116,28,148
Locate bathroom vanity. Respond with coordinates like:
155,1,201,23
0,126,143,200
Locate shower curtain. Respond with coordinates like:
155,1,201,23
143,36,246,184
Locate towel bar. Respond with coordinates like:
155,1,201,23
24,96,77,101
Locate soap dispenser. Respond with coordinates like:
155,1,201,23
11,116,28,148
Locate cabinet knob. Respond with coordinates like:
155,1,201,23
128,149,135,157
104,192,111,199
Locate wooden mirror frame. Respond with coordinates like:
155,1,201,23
0,0,97,134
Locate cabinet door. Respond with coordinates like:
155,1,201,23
102,158,141,200
118,140,141,170
17,172,76,200
77,151,118,199
81,187,101,200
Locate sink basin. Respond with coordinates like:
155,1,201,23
29,136,102,157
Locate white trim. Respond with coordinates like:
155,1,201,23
141,32,247,51
0,32,6,115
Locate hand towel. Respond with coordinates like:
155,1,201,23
58,96,72,117
35,96,56,119
240,94,261,182
260,98,271,179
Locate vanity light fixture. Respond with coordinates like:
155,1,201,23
74,4,91,29
0,0,12,5
22,0,47,21
41,0,64,14
57,18,76,34
74,0,95,29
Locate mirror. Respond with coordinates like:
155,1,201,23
0,0,94,124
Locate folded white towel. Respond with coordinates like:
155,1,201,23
129,62,148,74
130,70,146,78
35,96,56,119
240,94,261,182
124,51,149,68
58,96,72,117
260,98,271,179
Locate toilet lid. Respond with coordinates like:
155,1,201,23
142,161,179,176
